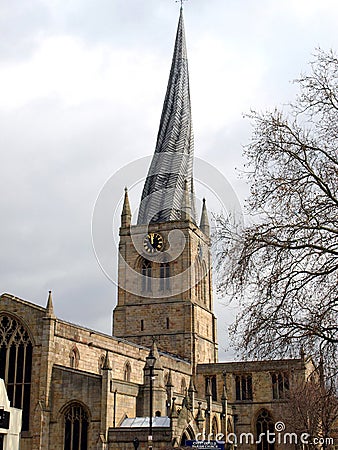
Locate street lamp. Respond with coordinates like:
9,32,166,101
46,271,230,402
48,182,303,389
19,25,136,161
146,349,156,450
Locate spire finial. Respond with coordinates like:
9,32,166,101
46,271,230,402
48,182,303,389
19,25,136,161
45,290,55,318
200,198,210,236
176,0,187,7
121,187,132,228
102,350,112,370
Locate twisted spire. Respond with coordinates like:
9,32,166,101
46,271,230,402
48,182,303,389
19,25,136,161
138,8,196,224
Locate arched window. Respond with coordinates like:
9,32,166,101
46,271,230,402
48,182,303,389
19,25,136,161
181,377,187,395
0,314,32,431
98,355,105,374
63,403,89,450
160,263,170,290
69,346,80,369
271,372,289,399
227,418,233,434
205,376,217,401
141,260,152,292
212,416,219,438
256,409,274,450
180,426,195,446
235,374,253,401
124,361,131,382
201,261,208,305
181,432,189,447
194,258,202,301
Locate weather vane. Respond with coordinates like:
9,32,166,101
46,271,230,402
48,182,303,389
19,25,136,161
176,0,188,7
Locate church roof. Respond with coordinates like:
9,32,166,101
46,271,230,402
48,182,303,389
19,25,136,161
137,7,196,225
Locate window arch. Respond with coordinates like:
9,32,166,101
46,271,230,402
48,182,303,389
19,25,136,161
141,259,152,292
180,426,195,446
227,418,233,434
160,263,170,291
0,314,33,431
212,416,219,438
271,372,289,399
63,403,89,450
201,261,208,305
235,374,253,400
69,345,80,369
181,377,187,395
98,354,105,374
124,361,131,382
256,409,274,450
194,257,202,301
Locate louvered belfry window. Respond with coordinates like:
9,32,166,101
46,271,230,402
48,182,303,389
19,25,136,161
0,314,33,431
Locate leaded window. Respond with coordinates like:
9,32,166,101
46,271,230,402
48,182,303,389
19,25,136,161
0,314,32,431
205,376,217,401
271,372,289,399
256,409,274,450
235,374,253,401
64,403,89,450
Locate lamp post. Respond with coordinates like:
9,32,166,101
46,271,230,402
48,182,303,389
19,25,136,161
146,349,156,450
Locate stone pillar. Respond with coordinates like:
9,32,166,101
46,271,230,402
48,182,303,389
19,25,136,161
195,402,205,435
188,377,196,412
205,378,213,436
165,370,174,416
221,374,228,439
33,291,56,450
100,351,113,446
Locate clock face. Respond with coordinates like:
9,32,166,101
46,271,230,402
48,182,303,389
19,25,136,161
143,232,164,253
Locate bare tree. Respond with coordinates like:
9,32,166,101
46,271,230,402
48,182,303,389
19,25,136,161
285,376,338,450
215,49,338,375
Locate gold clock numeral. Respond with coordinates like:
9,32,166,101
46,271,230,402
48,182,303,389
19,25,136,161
143,233,163,253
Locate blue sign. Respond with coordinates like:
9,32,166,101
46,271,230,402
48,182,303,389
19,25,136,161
186,441,225,450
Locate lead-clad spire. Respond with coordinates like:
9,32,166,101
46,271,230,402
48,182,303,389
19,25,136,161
137,7,196,225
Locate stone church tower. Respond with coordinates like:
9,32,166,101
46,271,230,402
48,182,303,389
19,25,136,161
113,8,218,367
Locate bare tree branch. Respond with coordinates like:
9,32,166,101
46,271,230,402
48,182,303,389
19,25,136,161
214,49,338,376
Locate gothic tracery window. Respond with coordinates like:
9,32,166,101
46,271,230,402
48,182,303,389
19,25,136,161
0,314,32,431
271,372,289,399
69,346,80,369
63,403,89,450
235,374,253,401
124,361,131,382
256,409,275,450
205,376,217,401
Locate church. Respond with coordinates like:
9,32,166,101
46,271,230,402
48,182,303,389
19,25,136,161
0,7,314,450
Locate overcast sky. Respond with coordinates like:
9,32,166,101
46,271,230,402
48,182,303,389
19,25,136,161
1,0,337,361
